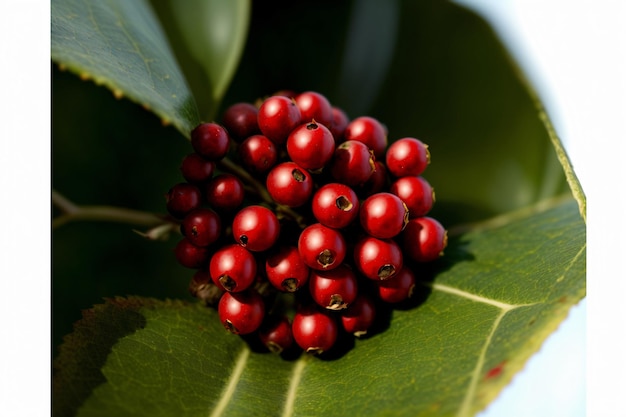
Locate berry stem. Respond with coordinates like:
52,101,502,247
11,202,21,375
52,189,171,229
217,158,308,228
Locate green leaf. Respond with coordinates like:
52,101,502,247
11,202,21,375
149,0,251,121
51,0,200,136
53,197,584,417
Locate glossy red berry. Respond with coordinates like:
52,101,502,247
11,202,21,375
360,192,409,239
232,205,280,252
165,182,202,219
206,173,245,211
358,161,388,197
286,121,335,170
329,106,349,143
377,267,416,303
218,291,265,335
330,140,376,186
221,102,260,142
266,162,313,207
341,295,376,337
180,153,215,184
258,315,294,353
190,122,230,161
311,183,360,229
402,216,447,262
385,137,430,177
292,305,338,354
353,236,403,280
294,91,333,128
265,246,310,292
238,134,278,174
343,116,388,159
390,176,434,218
209,244,257,292
174,238,210,269
257,95,302,145
308,264,359,310
181,208,221,247
298,223,346,271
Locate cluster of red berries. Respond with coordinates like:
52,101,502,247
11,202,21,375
164,91,447,355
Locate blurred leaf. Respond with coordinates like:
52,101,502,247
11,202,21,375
163,0,251,120
51,0,200,136
53,198,584,417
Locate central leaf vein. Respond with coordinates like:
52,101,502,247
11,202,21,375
208,348,250,417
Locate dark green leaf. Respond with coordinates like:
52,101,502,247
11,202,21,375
51,0,200,136
53,198,584,417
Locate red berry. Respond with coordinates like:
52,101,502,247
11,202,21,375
181,208,221,247
330,140,376,186
232,205,280,252
343,116,388,159
341,295,376,337
308,264,359,310
360,192,409,239
174,238,210,269
390,176,434,218
218,291,265,335
266,162,313,207
190,122,231,161
265,246,310,292
311,183,360,229
180,153,215,184
286,121,335,170
377,267,416,303
259,315,294,353
329,106,349,143
298,223,346,271
353,236,403,280
385,137,430,177
238,134,278,174
221,102,260,142
165,182,202,219
402,217,447,262
209,244,257,292
292,305,338,354
257,95,302,145
206,173,245,211
358,161,388,197
294,91,333,128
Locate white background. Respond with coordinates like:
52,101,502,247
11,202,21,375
2,1,625,416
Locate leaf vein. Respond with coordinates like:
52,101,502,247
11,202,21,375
208,348,250,417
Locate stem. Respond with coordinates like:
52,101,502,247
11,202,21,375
52,190,169,229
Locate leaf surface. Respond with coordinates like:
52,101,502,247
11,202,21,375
51,0,200,136
54,198,585,417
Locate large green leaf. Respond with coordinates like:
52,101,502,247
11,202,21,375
51,0,200,136
53,197,584,417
